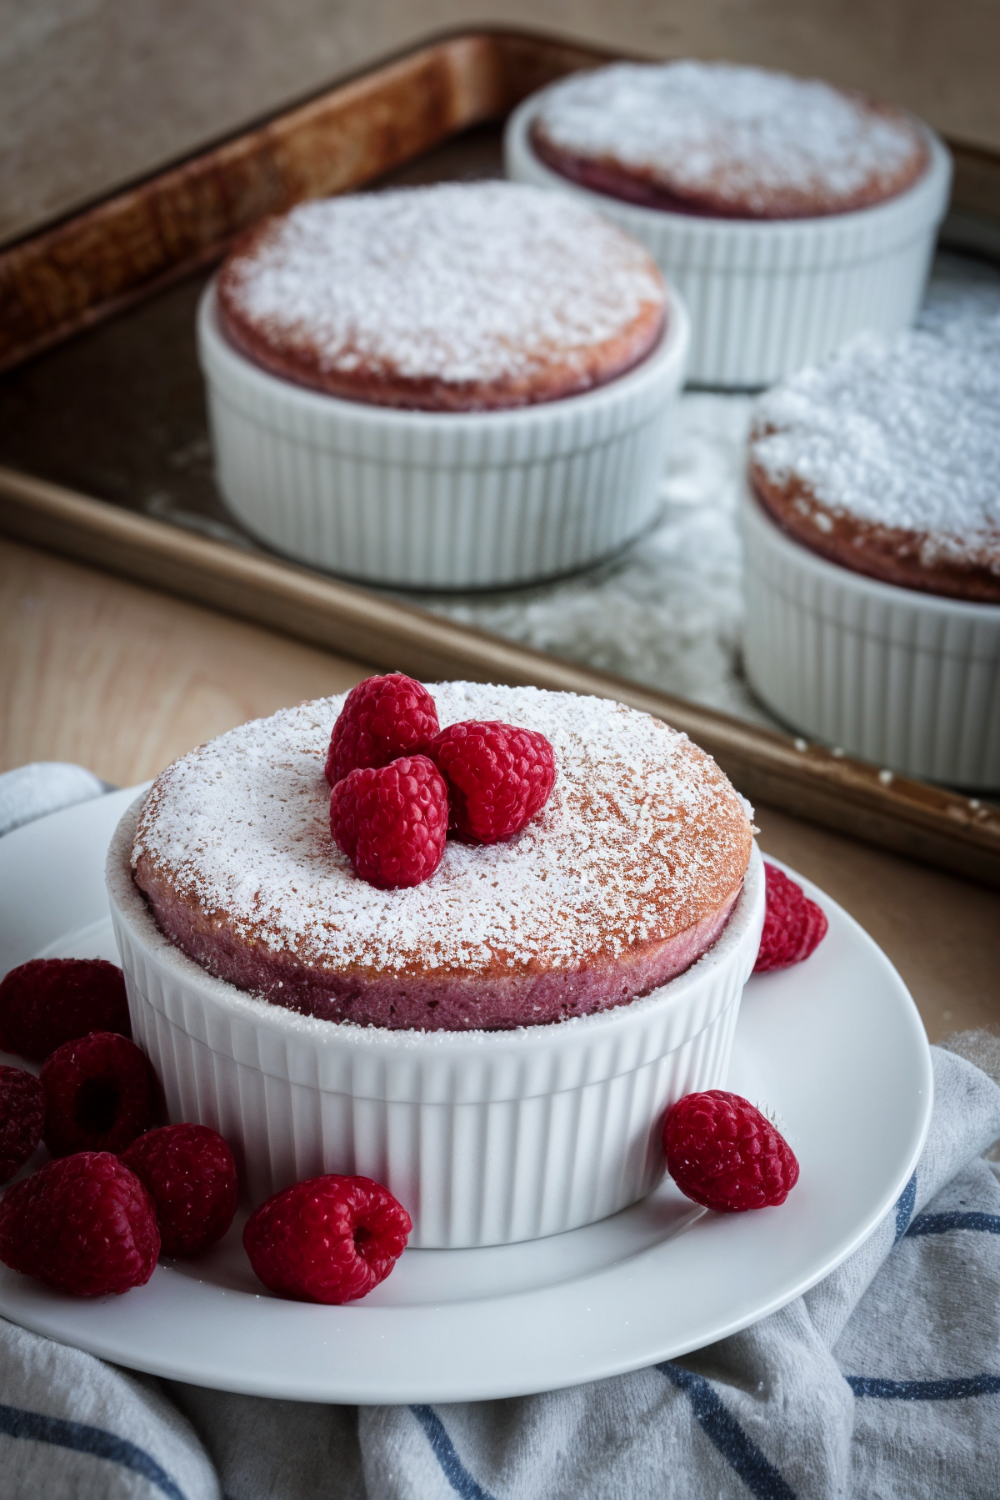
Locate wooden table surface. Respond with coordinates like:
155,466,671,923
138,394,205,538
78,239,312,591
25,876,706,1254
3,533,999,1045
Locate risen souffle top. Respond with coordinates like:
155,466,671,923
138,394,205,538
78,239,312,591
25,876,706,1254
216,182,667,410
749,312,1000,601
131,683,753,1031
530,61,929,220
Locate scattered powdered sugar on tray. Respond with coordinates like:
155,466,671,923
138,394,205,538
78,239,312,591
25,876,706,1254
534,61,924,216
220,182,664,386
133,683,749,974
750,313,1000,559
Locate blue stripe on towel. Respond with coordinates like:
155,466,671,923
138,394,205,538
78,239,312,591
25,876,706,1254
907,1211,1000,1237
847,1375,1000,1401
410,1405,497,1500
894,1173,918,1243
0,1402,188,1500
659,1363,797,1499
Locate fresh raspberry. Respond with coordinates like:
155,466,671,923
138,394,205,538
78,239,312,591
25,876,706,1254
325,674,440,786
754,862,829,973
0,1151,159,1296
123,1123,238,1257
330,755,449,888
41,1031,159,1158
0,1065,46,1183
244,1173,412,1304
664,1089,799,1213
0,958,131,1062
425,720,556,843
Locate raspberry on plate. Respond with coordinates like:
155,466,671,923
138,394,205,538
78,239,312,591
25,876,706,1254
0,958,131,1062
325,673,440,787
664,1089,799,1213
0,1064,46,1183
425,720,556,843
244,1173,412,1303
41,1031,159,1158
123,1123,238,1256
330,755,449,888
754,862,829,973
0,1151,160,1296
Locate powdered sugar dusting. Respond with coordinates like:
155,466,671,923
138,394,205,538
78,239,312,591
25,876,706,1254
535,62,925,216
132,684,750,976
750,317,1000,562
220,182,664,386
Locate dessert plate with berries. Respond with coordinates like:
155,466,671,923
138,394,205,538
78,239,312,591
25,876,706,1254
0,786,932,1403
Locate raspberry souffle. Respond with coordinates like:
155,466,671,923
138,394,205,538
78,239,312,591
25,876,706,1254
199,181,688,587
216,181,666,412
131,682,753,1032
748,315,1000,602
506,61,949,388
742,310,1000,784
527,61,928,221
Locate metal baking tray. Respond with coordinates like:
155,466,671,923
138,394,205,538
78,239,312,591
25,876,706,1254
2,27,999,884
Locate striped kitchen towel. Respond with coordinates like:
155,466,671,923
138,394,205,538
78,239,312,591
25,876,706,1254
2,764,1000,1498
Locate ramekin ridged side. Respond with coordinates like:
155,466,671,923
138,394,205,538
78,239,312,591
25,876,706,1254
197,283,690,589
107,801,764,1248
505,96,951,389
741,489,1000,787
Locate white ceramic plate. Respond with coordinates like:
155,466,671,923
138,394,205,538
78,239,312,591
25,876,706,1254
0,788,932,1403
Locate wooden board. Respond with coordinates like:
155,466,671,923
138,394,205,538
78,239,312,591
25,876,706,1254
1,28,999,887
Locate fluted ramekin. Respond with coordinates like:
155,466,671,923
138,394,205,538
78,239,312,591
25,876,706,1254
197,282,689,589
741,488,1000,787
107,799,764,1248
505,95,951,389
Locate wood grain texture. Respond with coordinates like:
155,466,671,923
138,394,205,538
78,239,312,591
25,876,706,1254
2,533,997,1044
0,535,365,785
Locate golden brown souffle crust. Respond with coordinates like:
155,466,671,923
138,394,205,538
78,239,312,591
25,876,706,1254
216,181,667,411
748,318,1000,604
130,683,754,1032
530,61,929,221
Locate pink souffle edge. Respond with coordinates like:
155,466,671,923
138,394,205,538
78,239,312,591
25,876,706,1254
137,875,742,1032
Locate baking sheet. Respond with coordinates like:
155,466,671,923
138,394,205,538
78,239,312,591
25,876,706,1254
3,116,997,739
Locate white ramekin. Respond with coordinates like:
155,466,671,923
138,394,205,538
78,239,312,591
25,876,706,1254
741,488,1000,787
107,799,764,1248
505,94,952,389
197,282,690,589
